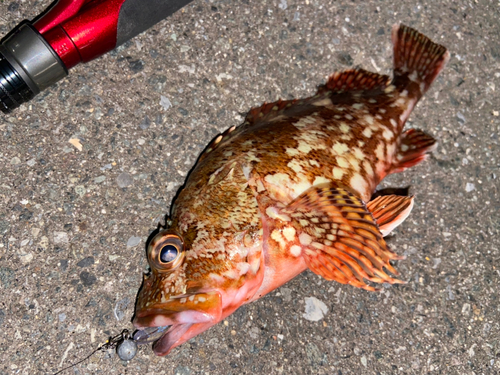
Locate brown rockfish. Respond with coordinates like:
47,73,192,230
133,24,449,355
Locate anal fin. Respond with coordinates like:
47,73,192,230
367,195,414,236
283,184,405,291
391,129,437,174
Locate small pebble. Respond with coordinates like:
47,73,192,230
139,116,151,130
160,95,172,110
127,236,141,247
465,182,475,192
303,297,328,321
116,172,133,188
53,232,69,244
94,176,106,183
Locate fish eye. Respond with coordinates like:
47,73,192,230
159,244,179,263
147,231,184,272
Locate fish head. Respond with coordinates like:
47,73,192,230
133,228,223,354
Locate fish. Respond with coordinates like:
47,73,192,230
132,24,449,356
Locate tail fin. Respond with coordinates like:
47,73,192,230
392,24,450,96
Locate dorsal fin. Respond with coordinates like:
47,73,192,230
317,68,391,95
244,98,297,125
198,98,298,162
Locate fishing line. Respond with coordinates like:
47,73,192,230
51,329,137,375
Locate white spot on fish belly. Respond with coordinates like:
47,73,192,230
339,122,350,134
353,147,365,160
313,176,331,185
363,160,374,177
271,229,287,249
288,159,304,173
297,140,314,154
265,173,291,186
352,103,364,110
332,167,344,179
299,233,312,245
290,179,313,198
382,127,394,140
375,142,385,161
363,115,374,125
347,155,360,171
309,159,320,167
395,97,406,106
283,226,296,241
332,142,349,155
336,156,349,168
286,147,300,157
389,118,398,128
293,116,317,129
408,71,418,82
386,143,397,158
362,127,372,138
290,245,302,257
350,174,368,198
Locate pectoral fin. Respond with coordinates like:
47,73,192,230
367,195,414,236
284,184,405,291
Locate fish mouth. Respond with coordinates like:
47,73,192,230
133,291,222,355
132,324,193,355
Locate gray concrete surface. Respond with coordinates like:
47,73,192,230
1,0,499,374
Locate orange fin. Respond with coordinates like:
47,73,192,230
392,24,450,95
366,195,414,236
391,128,437,173
284,185,405,291
318,68,391,95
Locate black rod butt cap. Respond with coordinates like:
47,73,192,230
0,51,35,114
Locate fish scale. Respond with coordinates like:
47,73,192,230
133,24,450,356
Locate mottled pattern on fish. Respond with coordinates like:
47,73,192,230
134,25,449,356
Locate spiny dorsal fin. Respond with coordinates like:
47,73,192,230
318,68,391,95
244,98,298,125
283,184,405,291
198,98,298,162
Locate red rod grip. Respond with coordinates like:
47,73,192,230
35,0,126,69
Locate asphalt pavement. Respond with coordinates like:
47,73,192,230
0,0,499,374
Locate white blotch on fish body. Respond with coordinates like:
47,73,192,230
332,167,344,179
290,245,302,257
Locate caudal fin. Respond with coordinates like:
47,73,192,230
392,24,449,97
